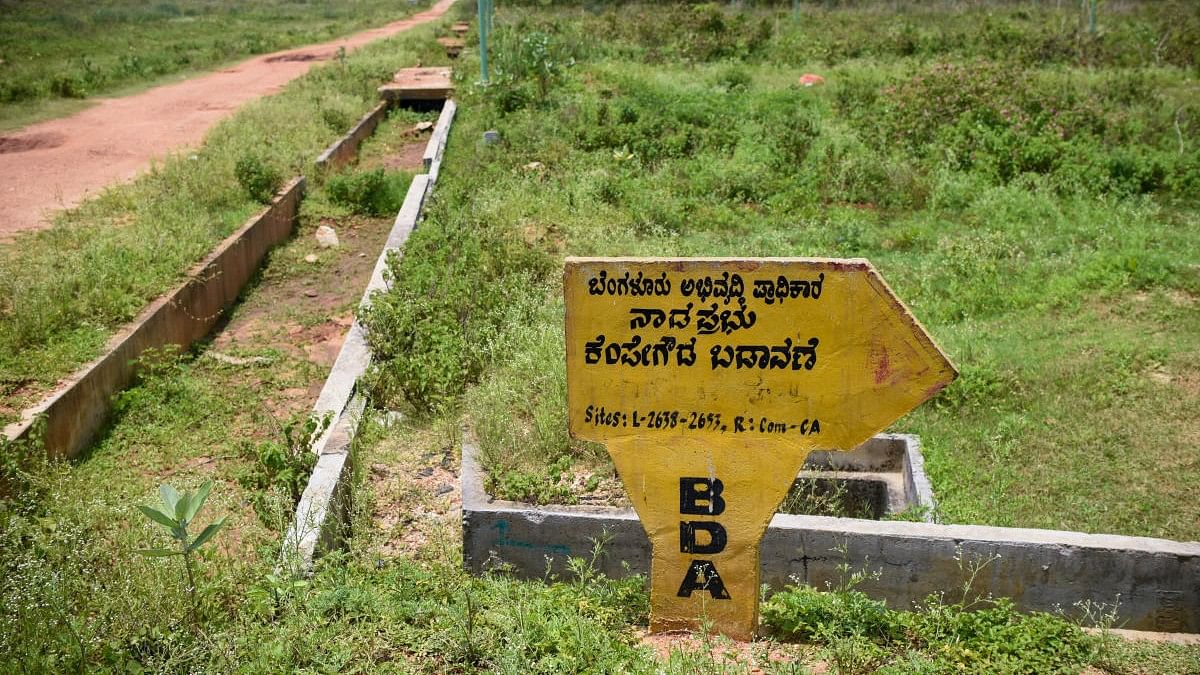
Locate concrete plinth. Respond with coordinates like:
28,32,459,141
436,37,464,58
378,67,454,103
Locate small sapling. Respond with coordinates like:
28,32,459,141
137,481,226,626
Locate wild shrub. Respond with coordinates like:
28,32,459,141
574,80,737,166
325,168,409,216
135,481,226,626
762,584,901,644
237,413,329,523
49,73,88,99
490,28,573,112
763,585,1098,672
317,94,361,132
234,153,282,204
711,64,751,92
359,204,555,415
617,2,771,63
873,62,1097,153
850,60,1196,198
492,458,576,505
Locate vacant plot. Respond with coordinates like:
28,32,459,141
362,1,1200,541
3,1,1200,672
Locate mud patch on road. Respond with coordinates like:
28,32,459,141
0,132,66,154
265,52,324,63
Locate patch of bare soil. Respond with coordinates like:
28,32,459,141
370,428,462,559
359,122,433,173
0,380,36,421
639,630,822,672
210,213,391,397
0,131,65,154
382,140,430,172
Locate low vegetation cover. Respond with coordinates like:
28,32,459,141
363,0,1200,541
1,0,1199,671
0,7,444,430
0,0,435,129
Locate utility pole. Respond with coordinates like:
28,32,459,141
478,0,492,84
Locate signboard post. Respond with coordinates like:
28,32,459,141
565,257,956,640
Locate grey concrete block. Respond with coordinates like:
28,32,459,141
460,435,649,578
461,439,1200,632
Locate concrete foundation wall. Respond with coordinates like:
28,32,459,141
3,178,305,460
762,517,1200,634
315,102,391,172
461,439,1200,633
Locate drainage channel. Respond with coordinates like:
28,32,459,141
283,69,456,572
17,100,444,580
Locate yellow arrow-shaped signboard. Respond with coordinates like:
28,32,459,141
565,257,956,640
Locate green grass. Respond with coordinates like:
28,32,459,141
8,402,1195,671
360,1,1200,540
3,1,1200,671
0,15,450,428
0,0,438,130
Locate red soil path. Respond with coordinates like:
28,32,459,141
0,0,456,239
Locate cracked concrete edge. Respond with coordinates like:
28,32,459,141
280,395,363,576
3,177,306,461
315,101,391,171
281,94,457,574
423,98,457,181
461,438,1200,633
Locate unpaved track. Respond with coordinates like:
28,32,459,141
0,0,455,239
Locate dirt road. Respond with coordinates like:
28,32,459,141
0,0,456,239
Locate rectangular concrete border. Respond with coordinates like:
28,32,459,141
800,433,937,520
315,101,392,172
461,438,1200,633
3,177,306,461
281,99,457,575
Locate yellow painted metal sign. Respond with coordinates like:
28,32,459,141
565,257,956,640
